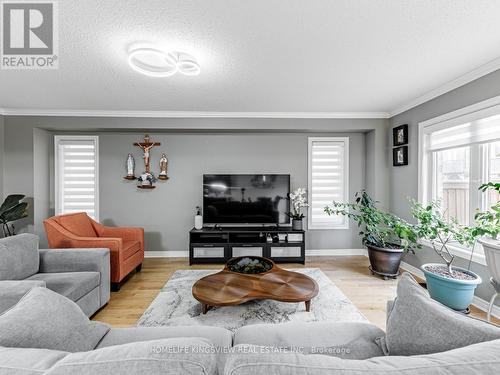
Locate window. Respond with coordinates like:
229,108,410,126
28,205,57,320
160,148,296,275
434,146,470,225
307,137,349,229
486,140,500,209
55,136,99,220
419,99,500,262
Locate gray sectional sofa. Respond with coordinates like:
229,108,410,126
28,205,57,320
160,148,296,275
0,233,109,316
0,273,499,374
1,233,499,374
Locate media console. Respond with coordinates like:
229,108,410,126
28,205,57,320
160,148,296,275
189,227,306,265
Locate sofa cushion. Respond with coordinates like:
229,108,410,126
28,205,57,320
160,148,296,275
27,271,100,302
0,280,46,314
98,326,233,374
0,233,39,280
57,212,96,238
97,326,233,350
123,240,141,259
0,287,110,352
378,272,500,356
0,346,68,375
45,338,218,375
234,321,384,359
224,339,500,375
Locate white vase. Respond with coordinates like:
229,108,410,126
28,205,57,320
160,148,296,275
194,215,203,230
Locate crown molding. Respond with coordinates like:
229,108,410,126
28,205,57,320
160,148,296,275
3,56,500,119
389,55,500,117
0,108,390,119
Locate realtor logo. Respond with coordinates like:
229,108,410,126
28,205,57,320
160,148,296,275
1,0,58,69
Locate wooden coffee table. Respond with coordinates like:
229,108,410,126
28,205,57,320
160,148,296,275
192,256,319,314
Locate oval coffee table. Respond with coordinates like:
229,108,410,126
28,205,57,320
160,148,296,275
192,256,319,314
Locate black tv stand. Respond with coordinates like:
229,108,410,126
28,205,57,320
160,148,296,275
189,226,306,265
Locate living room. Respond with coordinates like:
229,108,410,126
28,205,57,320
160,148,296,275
1,1,500,374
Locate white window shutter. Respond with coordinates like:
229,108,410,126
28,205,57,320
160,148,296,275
428,114,500,152
55,136,99,220
308,137,349,229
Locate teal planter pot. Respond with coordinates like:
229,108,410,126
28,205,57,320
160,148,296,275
421,263,482,311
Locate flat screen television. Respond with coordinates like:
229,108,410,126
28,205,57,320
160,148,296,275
203,174,290,225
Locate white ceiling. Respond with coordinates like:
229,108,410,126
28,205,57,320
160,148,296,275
2,0,500,116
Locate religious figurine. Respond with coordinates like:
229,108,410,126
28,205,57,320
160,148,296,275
158,153,169,180
124,153,136,180
134,135,160,173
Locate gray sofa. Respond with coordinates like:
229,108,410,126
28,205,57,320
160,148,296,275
1,266,500,374
0,233,110,316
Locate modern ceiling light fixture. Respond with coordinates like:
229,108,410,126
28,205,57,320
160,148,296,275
128,48,200,77
170,51,201,76
128,48,178,77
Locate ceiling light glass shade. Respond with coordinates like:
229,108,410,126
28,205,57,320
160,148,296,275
128,48,177,77
171,52,201,76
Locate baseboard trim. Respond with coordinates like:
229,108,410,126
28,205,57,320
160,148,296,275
400,261,500,320
306,248,367,256
145,249,367,258
471,295,500,321
400,261,425,279
145,251,189,258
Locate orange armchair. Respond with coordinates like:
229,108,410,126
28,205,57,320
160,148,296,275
44,212,144,289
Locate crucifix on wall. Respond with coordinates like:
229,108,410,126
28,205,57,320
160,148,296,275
134,134,161,173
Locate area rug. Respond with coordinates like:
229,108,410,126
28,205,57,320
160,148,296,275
137,268,367,331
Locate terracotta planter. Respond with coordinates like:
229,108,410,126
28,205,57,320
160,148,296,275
366,243,404,280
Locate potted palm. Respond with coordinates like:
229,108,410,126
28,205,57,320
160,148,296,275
325,190,419,279
410,200,481,311
0,194,29,237
286,188,309,231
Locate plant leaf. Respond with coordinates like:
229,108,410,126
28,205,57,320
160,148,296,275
0,195,26,216
0,202,28,223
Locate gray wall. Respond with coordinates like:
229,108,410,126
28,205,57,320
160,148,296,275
390,68,500,305
2,116,389,251
33,129,53,242
98,132,365,252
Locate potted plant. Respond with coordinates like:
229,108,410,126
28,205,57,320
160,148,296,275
325,190,419,279
474,182,500,243
286,188,309,230
137,172,157,187
0,194,29,237
474,182,500,319
410,200,481,311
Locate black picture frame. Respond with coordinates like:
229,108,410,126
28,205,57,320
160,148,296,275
393,146,408,166
393,124,408,146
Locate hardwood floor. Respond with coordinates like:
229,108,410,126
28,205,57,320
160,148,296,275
93,256,499,330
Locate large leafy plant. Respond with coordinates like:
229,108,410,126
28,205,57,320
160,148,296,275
324,190,419,252
472,182,500,240
0,195,28,237
410,200,475,275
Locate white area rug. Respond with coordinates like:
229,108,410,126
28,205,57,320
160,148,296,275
137,268,367,331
